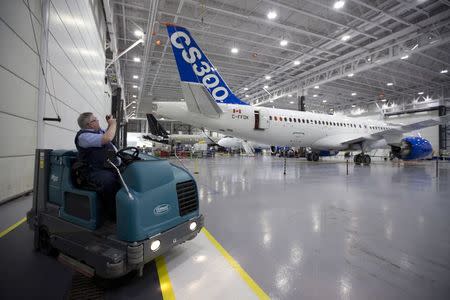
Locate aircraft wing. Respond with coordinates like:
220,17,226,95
181,82,223,118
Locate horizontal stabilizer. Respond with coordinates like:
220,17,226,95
181,82,223,118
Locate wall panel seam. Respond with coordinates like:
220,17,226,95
0,110,37,123
0,65,39,90
0,16,39,57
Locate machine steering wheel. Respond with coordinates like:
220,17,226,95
116,147,140,163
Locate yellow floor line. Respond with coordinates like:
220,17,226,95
155,255,176,300
0,217,27,239
202,227,270,300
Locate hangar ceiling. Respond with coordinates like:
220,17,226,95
106,0,450,118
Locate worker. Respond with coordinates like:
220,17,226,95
74,112,120,220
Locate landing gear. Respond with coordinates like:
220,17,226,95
354,153,371,165
306,152,319,162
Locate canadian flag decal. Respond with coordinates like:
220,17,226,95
233,109,242,113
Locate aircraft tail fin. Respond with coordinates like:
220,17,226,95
165,24,249,106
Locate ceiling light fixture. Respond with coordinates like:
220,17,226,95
288,94,292,97
244,87,249,91
132,95,137,98
341,35,351,41
314,85,319,89
294,60,300,65
133,85,138,88
387,82,393,86
263,85,269,89
351,92,356,96
133,57,141,62
381,99,387,102
134,30,143,38
348,73,354,77
280,39,288,46
418,92,424,95
322,100,327,103
334,1,345,9
133,75,138,79
231,47,239,54
352,104,356,108
440,69,448,74
289,101,294,104
269,100,274,103
401,55,409,60
245,94,249,98
267,11,277,19
265,75,271,80
313,94,318,97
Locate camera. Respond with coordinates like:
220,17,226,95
106,115,111,120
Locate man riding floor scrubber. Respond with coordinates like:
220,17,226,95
27,147,203,278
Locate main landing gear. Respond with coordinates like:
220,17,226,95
306,152,319,162
354,153,371,165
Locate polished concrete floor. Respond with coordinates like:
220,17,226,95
1,156,449,299
178,156,450,300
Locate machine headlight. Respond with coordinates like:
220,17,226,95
189,222,197,231
150,240,161,251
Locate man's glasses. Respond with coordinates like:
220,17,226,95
86,118,98,126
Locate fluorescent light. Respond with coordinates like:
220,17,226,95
381,99,387,102
418,92,424,95
294,60,300,65
411,44,418,51
245,94,249,98
231,47,238,54
267,11,277,19
269,100,274,103
401,55,409,60
351,92,356,96
133,85,138,88
244,87,248,91
180,98,184,101
263,85,269,89
133,57,141,62
334,1,345,9
348,73,354,77
265,75,271,80
314,85,319,89
132,95,137,98
440,69,448,74
133,75,138,79
341,35,351,41
280,39,288,46
289,101,294,104
313,94,318,97
322,100,327,103
288,94,292,97
386,82,393,86
134,30,143,37
351,105,356,108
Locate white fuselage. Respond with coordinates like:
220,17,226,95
154,102,396,150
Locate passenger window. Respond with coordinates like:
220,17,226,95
314,120,317,124
274,116,277,121
294,118,297,122
306,120,309,123
289,118,292,122
269,116,272,120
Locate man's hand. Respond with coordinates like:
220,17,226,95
106,115,116,127
102,115,117,145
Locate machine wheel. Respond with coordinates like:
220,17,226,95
363,154,371,165
306,153,312,161
354,154,362,165
312,152,320,162
38,227,57,256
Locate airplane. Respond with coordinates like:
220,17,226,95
217,136,271,155
152,24,449,165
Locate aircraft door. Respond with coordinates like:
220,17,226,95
254,110,269,130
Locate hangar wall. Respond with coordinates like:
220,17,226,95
0,0,110,203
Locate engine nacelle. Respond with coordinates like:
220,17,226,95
391,137,432,160
319,150,339,157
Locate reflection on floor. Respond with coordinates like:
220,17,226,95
1,156,449,300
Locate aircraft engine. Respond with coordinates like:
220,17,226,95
391,137,432,160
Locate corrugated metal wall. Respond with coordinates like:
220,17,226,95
0,0,111,203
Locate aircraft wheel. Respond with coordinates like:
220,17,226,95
306,153,312,161
312,152,320,162
354,154,362,165
363,154,371,165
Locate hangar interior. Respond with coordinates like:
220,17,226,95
1,0,450,299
